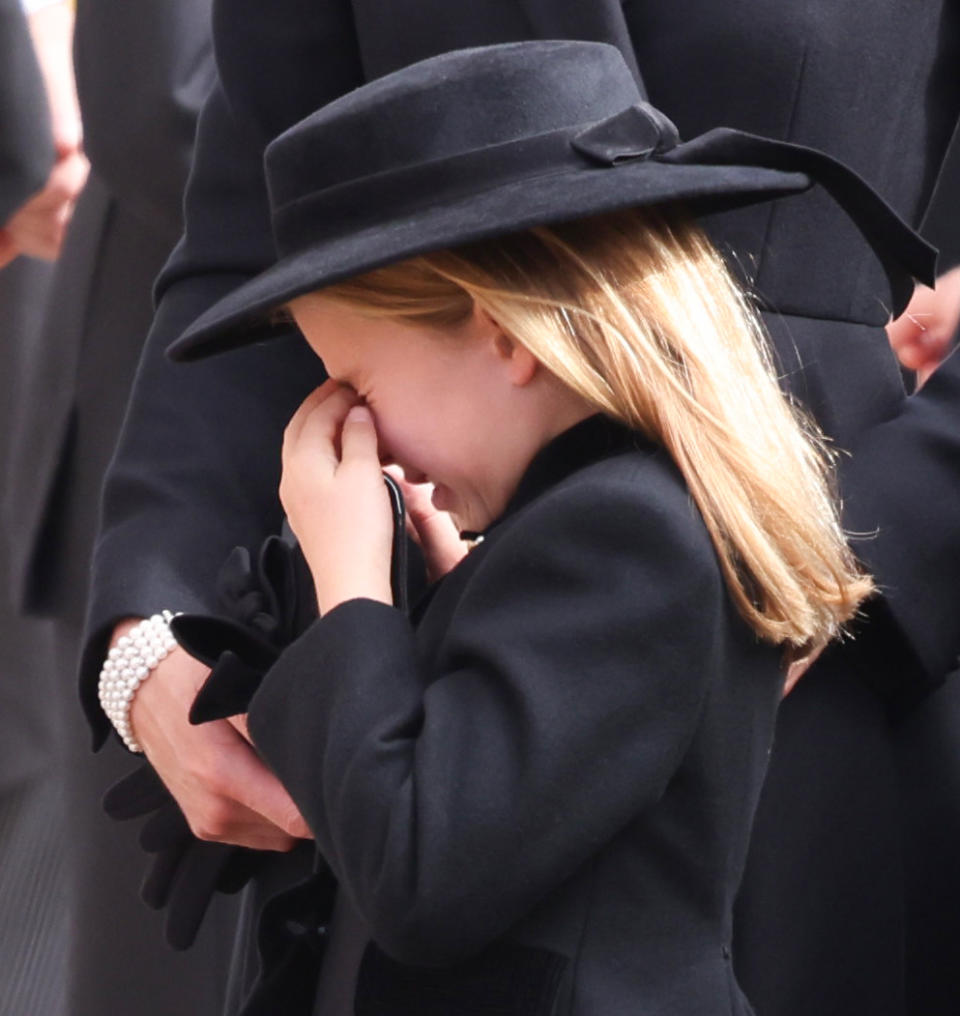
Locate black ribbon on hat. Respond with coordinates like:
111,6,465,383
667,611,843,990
572,108,936,315
571,103,680,163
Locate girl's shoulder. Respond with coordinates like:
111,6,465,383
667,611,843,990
473,440,724,610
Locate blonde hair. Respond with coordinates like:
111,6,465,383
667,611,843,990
316,207,873,649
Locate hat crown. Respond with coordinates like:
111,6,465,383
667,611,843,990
170,40,934,362
265,41,642,210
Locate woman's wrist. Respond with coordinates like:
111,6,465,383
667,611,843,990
99,613,181,752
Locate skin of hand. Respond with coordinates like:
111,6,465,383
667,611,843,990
116,618,312,850
0,1,89,268
280,381,395,615
887,265,960,387
383,464,470,582
781,642,826,698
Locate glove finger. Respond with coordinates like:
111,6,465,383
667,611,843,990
141,839,190,910
139,802,192,853
216,847,264,895
165,841,238,951
103,764,170,819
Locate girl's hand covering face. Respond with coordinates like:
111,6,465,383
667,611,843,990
280,381,395,615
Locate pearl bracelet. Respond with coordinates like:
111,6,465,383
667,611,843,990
98,611,181,753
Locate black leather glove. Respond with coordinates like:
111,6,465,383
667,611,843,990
103,763,263,949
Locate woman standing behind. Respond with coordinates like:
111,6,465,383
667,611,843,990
155,42,919,1013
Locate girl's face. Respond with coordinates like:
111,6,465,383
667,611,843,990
288,295,589,533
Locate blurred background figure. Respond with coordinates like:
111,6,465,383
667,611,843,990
2,0,237,1012
0,1,85,1012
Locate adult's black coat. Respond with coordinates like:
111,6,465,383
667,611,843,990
885,135,960,1016
1,0,239,1012
81,3,960,1015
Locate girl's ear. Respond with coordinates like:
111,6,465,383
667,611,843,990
497,333,538,387
473,306,538,387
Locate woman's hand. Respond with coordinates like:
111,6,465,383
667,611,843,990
782,642,826,698
0,147,88,265
384,465,470,582
280,381,394,615
117,619,311,850
1,1,88,268
887,265,960,387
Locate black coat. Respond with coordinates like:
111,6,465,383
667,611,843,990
80,3,960,1015
247,415,784,1016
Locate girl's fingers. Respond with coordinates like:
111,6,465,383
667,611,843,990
412,504,468,577
283,381,336,447
296,389,361,466
339,405,379,465
285,382,358,454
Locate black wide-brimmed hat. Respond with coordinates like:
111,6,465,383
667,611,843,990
170,40,934,361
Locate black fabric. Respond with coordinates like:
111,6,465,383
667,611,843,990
102,763,260,950
239,867,337,1016
842,346,960,683
246,417,782,1014
896,666,960,1016
892,146,960,1016
354,940,567,1016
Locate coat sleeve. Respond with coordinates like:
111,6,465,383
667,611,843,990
843,346,960,688
247,475,731,966
79,0,366,742
0,0,53,223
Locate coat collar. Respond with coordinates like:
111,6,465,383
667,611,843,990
463,413,655,541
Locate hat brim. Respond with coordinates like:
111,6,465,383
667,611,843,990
168,161,810,362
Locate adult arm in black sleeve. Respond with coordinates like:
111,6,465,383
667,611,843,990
81,0,365,741
843,347,960,687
